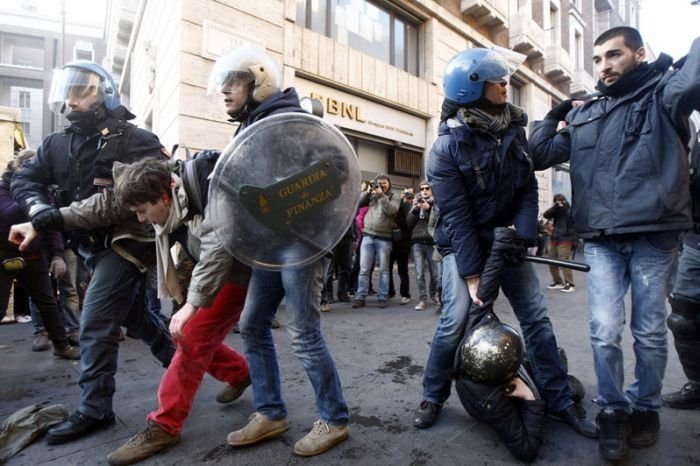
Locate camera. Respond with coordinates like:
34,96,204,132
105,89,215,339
415,192,425,203
370,181,379,190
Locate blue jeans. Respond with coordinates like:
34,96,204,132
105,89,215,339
78,249,174,419
356,235,392,300
422,253,571,411
584,233,678,412
412,243,439,302
239,261,349,425
673,240,700,303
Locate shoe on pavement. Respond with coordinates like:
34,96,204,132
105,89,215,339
320,303,332,312
549,404,598,438
46,411,116,445
378,299,388,309
294,420,349,457
662,381,700,409
216,375,251,404
547,282,565,289
596,408,630,461
337,295,351,303
414,400,441,429
560,283,575,293
227,412,290,447
32,332,50,352
629,409,660,448
53,345,80,360
352,299,365,309
432,293,441,305
107,421,180,466
414,301,427,311
67,330,80,347
400,297,410,305
15,315,32,323
271,317,281,329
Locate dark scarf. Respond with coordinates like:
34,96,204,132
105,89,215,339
595,53,673,98
65,105,135,135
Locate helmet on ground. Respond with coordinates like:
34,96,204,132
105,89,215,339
457,319,524,385
207,48,281,104
48,60,120,114
442,48,512,105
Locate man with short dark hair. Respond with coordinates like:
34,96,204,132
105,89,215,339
529,27,700,460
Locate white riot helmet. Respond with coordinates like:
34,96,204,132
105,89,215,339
207,48,281,105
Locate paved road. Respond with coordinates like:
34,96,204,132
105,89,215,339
1,266,698,465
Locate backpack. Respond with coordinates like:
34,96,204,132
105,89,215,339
170,145,221,219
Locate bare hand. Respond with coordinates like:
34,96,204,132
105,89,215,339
49,256,67,279
9,222,38,251
466,276,483,307
169,302,197,339
505,376,535,400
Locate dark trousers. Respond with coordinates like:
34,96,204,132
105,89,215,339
389,248,410,299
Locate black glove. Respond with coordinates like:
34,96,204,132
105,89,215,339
546,99,574,122
502,238,528,266
30,206,64,232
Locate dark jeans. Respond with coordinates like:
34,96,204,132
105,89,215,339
334,236,353,299
0,255,69,348
77,248,174,419
389,247,410,299
31,249,81,334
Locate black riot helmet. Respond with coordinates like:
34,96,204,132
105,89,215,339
457,319,524,385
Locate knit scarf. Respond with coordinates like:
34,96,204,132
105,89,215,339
152,174,199,304
454,103,523,136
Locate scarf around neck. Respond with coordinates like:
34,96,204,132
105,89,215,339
454,103,523,136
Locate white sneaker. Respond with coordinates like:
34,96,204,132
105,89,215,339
547,282,565,290
16,315,32,323
293,420,349,457
561,284,575,293
400,297,411,305
414,301,427,311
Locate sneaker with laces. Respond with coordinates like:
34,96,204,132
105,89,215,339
293,420,349,457
227,412,290,447
414,301,427,311
547,282,565,289
216,375,251,403
561,283,575,293
107,421,180,466
32,332,50,352
400,297,411,305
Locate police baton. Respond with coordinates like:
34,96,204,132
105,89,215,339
523,255,590,272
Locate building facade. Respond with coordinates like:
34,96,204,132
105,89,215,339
0,1,107,149
107,0,640,209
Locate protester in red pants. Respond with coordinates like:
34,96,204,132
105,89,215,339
71,156,252,465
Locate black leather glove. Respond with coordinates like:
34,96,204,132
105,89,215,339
502,238,528,266
30,206,64,232
545,99,574,122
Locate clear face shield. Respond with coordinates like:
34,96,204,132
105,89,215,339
48,68,105,114
207,69,255,101
468,48,523,85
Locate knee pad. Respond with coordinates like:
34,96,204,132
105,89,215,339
668,297,700,339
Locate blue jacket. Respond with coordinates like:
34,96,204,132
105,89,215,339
428,110,537,278
529,37,700,239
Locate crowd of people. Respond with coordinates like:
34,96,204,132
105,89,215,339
1,25,699,465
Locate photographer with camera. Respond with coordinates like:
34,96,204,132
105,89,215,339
543,194,576,292
406,182,439,311
352,175,400,309
388,188,414,305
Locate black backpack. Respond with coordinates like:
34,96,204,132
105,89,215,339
171,145,221,219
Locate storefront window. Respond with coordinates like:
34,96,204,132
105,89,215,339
297,0,419,76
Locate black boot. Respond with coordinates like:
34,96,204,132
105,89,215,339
550,404,598,438
596,408,630,461
413,400,441,429
46,411,115,444
662,381,700,409
629,409,660,448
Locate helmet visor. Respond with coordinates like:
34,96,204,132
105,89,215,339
468,50,512,84
48,68,104,114
207,69,255,99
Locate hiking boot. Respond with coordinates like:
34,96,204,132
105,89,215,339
53,345,80,360
662,381,700,409
547,282,565,289
67,330,80,347
271,317,281,329
629,409,660,448
293,420,349,457
561,283,576,293
351,299,365,309
216,375,251,404
32,332,50,352
320,303,332,312
226,412,290,447
413,400,441,429
400,297,411,305
107,421,180,466
596,408,630,461
549,404,598,438
414,301,427,311
378,299,388,309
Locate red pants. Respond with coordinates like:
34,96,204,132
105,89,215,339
148,282,248,435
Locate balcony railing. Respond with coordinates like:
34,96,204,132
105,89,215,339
570,69,596,98
460,0,509,27
509,14,545,59
543,45,572,82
